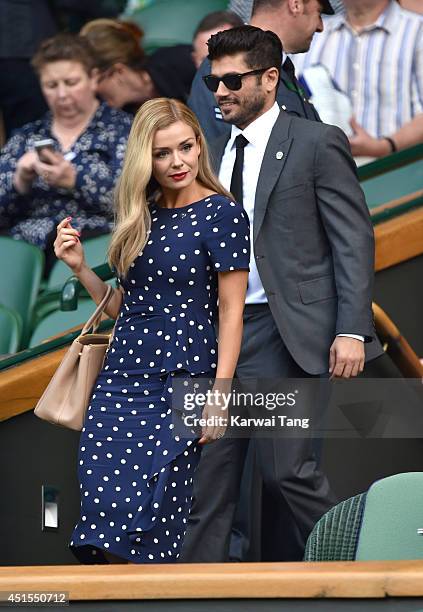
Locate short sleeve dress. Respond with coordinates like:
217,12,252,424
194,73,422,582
70,194,250,564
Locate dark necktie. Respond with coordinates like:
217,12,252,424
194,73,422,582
230,134,249,206
282,56,297,83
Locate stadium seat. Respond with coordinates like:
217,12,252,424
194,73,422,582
32,234,112,331
29,276,116,347
0,237,44,347
305,473,423,561
356,472,423,560
46,233,111,291
126,0,228,53
29,299,102,348
0,304,23,356
304,492,367,561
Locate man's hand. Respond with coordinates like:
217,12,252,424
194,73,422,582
349,117,392,158
34,148,77,190
329,336,365,379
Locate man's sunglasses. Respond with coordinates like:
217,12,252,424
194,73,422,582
203,67,273,93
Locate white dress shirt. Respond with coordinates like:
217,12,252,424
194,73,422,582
218,101,363,342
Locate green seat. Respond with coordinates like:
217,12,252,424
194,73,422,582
29,299,100,348
46,234,111,291
32,234,112,330
358,144,423,224
125,0,228,53
356,472,423,560
0,304,23,356
304,492,367,561
29,276,116,347
305,472,423,561
0,237,44,347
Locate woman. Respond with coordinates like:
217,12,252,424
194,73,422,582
0,33,132,268
54,98,250,564
80,19,196,110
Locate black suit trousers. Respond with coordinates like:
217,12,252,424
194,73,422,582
179,305,337,563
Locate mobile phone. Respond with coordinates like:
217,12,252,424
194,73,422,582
34,138,55,164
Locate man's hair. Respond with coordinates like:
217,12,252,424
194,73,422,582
252,0,284,16
193,10,244,39
207,25,283,70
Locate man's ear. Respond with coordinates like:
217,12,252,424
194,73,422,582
287,0,303,15
265,67,280,93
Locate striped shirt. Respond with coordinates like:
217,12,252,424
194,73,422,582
292,0,423,138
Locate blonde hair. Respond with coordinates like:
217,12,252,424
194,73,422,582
108,98,232,278
80,18,145,73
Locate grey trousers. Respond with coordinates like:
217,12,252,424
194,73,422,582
180,304,337,562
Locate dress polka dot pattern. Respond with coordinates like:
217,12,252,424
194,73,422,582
70,194,250,563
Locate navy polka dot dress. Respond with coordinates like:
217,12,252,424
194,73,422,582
70,194,250,563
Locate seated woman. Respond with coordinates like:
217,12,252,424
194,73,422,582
0,33,132,270
80,19,196,111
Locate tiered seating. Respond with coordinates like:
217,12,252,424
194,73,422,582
305,473,423,561
0,304,22,355
32,233,111,328
126,0,228,53
0,234,112,354
0,237,44,349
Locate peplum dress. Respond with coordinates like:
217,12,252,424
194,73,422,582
70,194,250,563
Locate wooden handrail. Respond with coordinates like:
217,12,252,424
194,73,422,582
0,561,423,600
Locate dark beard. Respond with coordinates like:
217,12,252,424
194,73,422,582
220,92,266,129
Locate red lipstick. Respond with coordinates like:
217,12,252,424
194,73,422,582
170,172,188,182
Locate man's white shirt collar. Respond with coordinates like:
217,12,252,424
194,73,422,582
227,101,280,151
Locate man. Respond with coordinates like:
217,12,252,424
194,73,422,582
192,11,243,68
292,0,423,157
400,0,423,14
180,26,383,563
188,0,334,142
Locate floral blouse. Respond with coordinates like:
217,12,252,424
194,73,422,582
0,102,132,249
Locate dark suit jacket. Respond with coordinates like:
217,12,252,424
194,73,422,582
211,111,383,374
188,58,320,143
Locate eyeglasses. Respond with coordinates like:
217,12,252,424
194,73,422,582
203,67,273,92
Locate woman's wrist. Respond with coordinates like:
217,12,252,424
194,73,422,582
71,260,88,276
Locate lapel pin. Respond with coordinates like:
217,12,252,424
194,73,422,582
276,151,284,160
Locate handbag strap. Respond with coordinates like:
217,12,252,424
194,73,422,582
80,285,115,335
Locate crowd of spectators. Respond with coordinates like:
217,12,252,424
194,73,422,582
0,0,423,568
0,0,421,269
0,34,131,271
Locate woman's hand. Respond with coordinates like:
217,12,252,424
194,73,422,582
198,383,229,445
34,149,77,190
13,150,39,194
54,217,85,273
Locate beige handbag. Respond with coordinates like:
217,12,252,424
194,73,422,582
34,285,115,431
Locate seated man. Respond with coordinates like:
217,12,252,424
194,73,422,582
293,0,423,157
